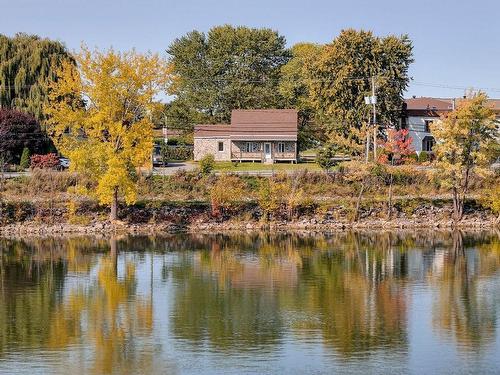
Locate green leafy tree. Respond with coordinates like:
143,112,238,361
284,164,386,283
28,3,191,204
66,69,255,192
432,92,499,221
19,147,30,169
307,29,413,154
163,99,204,135
167,25,290,124
0,33,74,120
279,43,324,150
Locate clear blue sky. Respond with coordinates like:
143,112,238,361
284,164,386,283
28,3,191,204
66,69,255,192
2,0,499,99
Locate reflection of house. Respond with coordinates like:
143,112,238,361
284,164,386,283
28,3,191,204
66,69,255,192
194,109,298,163
402,97,500,153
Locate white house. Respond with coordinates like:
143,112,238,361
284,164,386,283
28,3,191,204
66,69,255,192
402,97,500,153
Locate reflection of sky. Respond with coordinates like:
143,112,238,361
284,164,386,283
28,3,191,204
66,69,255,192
136,251,500,375
409,281,500,375
1,244,499,375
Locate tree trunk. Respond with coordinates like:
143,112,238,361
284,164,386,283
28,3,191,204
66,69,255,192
110,236,118,276
354,181,366,222
110,187,118,221
388,160,394,219
452,187,459,222
365,127,370,163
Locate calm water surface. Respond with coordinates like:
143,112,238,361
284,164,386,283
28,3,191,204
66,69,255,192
0,231,499,374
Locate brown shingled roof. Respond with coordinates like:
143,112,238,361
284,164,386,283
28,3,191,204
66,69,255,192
194,124,231,137
230,109,298,141
193,109,298,141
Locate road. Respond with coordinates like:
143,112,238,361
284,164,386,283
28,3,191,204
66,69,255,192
152,162,197,175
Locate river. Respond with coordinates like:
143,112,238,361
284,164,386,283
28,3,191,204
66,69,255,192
0,231,499,374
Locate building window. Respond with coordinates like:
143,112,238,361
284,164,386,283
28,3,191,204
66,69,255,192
424,120,433,133
244,142,259,153
278,142,285,153
422,136,435,152
218,141,224,152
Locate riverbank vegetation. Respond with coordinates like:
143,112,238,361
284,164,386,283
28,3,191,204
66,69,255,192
0,161,498,229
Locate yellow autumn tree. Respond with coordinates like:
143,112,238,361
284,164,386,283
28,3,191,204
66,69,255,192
45,46,169,220
431,92,498,221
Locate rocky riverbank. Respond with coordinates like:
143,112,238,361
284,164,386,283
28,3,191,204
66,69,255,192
1,197,498,235
1,215,498,236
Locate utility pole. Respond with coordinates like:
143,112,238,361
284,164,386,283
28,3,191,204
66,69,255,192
371,76,377,161
364,76,378,163
365,122,370,164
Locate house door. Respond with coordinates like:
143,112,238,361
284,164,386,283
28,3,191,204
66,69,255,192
264,143,272,160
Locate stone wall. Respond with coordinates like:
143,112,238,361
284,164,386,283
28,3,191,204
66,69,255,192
193,137,231,161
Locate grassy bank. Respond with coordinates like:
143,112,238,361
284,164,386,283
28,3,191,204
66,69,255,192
0,162,498,231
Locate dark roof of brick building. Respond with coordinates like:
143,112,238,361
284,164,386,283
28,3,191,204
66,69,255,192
405,97,500,116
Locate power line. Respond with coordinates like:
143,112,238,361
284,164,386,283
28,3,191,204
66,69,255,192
4,77,500,92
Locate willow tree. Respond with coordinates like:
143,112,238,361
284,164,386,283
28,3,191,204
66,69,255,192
0,33,74,120
306,29,413,155
432,92,498,221
45,47,168,220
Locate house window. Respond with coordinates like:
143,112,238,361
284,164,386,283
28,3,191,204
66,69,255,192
244,142,259,153
278,142,285,153
422,136,435,152
424,120,433,133
218,141,224,152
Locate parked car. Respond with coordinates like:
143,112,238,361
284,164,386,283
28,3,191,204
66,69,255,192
58,157,70,170
152,145,166,167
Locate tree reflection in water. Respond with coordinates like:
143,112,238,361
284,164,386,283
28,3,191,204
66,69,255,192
0,230,499,372
0,236,157,374
431,231,500,350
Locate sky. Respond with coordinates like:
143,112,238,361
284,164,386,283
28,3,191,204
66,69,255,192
2,0,500,99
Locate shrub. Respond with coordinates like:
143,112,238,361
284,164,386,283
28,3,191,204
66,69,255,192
19,147,30,169
210,174,246,217
28,169,77,194
160,144,193,161
379,129,414,164
30,153,60,169
0,201,35,224
67,200,91,225
406,152,419,164
480,185,500,222
369,163,389,181
257,175,309,221
199,154,215,175
257,179,281,220
418,151,430,163
316,144,339,171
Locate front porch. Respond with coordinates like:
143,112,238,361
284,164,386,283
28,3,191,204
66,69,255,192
230,141,297,163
